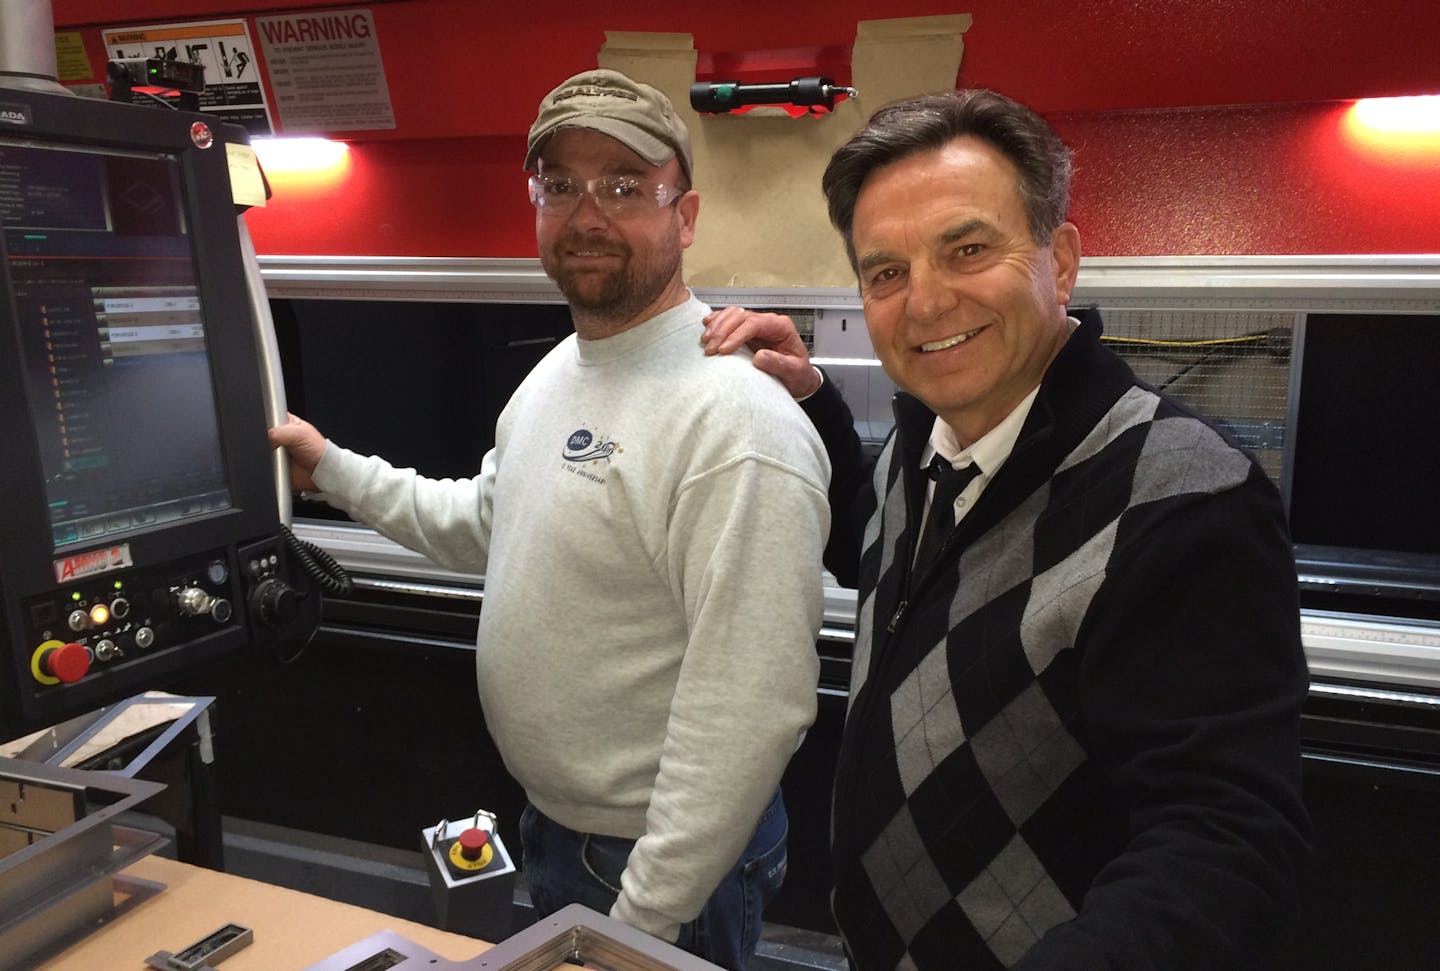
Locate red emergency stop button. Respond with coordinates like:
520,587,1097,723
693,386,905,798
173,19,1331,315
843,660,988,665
458,828,490,861
37,641,91,684
447,827,495,871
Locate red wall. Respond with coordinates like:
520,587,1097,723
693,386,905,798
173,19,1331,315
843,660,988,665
51,0,1440,258
1058,102,1440,256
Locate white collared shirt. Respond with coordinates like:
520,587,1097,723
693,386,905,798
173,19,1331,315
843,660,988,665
920,383,1041,530
918,315,1078,528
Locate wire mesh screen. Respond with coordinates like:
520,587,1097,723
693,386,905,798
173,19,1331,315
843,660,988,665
1097,309,1295,481
762,309,816,352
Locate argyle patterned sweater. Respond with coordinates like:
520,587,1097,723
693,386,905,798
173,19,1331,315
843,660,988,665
805,309,1311,970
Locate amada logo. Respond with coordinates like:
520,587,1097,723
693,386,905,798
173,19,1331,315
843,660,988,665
0,104,32,126
562,428,619,463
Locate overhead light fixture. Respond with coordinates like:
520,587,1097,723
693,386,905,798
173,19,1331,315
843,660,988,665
1344,95,1440,154
251,136,350,174
1351,94,1440,134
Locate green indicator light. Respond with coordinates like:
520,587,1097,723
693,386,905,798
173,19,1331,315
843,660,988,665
114,580,124,589
72,591,82,601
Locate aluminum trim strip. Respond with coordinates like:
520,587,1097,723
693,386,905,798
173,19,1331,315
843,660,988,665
350,576,483,602
292,521,484,585
1300,751,1440,779
317,625,475,653
260,254,1440,307
1297,572,1440,598
1302,612,1440,690
1308,682,1440,709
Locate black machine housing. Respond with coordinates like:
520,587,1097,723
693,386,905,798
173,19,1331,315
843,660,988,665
0,86,304,734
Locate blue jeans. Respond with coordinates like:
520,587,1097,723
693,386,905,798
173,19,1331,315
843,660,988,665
519,788,788,970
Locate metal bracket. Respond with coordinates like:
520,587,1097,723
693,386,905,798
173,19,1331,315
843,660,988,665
145,922,253,970
0,757,167,970
304,903,722,970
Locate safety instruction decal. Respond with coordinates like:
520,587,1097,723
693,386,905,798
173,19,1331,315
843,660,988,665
255,8,396,134
102,19,274,136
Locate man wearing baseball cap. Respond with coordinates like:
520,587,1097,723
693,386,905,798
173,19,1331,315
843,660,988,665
270,69,830,968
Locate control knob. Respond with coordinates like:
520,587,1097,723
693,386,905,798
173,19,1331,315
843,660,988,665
249,576,300,627
177,586,233,623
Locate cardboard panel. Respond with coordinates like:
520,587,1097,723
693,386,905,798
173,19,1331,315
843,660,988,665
599,16,971,289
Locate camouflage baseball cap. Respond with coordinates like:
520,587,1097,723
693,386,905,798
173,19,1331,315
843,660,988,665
525,69,693,180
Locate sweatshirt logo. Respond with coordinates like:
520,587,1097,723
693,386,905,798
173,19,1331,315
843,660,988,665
562,428,619,463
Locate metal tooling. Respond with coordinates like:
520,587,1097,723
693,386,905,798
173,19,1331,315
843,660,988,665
303,902,725,971
146,922,254,970
0,755,166,970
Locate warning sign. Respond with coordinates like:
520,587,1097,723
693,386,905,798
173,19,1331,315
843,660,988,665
256,8,396,134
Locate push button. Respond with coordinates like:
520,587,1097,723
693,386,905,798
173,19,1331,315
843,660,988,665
448,828,495,873
33,640,91,685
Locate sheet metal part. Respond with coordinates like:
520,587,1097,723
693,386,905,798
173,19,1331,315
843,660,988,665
146,922,254,970
0,756,166,971
303,903,723,971
9,695,215,775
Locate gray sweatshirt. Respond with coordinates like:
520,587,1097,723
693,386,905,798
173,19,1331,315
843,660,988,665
312,295,829,941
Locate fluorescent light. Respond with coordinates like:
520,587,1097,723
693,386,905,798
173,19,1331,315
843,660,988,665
251,136,350,172
1350,95,1440,136
811,357,884,367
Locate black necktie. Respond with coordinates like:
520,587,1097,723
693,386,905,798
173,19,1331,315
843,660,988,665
914,455,983,572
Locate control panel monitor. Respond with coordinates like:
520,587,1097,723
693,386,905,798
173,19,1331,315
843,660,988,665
0,87,298,733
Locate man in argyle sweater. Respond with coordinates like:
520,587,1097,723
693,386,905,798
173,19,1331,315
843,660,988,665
702,89,1311,968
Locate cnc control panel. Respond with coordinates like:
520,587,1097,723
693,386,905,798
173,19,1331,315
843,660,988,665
7,535,297,727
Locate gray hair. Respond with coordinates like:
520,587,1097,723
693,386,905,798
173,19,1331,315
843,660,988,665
822,89,1073,270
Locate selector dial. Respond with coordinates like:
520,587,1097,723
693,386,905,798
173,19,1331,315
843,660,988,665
177,586,214,616
250,577,300,627
177,586,235,624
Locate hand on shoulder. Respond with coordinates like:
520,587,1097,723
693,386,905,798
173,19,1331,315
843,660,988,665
701,307,822,399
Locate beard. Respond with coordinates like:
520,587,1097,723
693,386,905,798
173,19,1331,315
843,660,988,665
541,228,683,330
